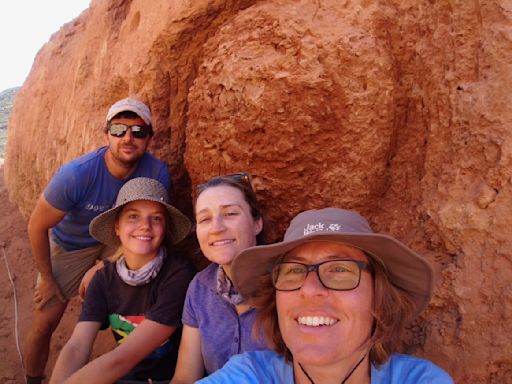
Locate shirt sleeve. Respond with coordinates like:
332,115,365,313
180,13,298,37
79,269,109,329
43,163,81,211
414,363,454,384
145,258,196,327
181,274,200,328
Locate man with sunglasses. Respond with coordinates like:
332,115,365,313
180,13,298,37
24,98,171,384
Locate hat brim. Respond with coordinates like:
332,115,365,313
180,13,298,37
89,197,191,247
231,232,434,317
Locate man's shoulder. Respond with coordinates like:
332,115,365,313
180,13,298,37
138,151,167,167
61,147,107,173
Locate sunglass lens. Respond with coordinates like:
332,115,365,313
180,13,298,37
109,123,128,137
130,125,149,139
109,124,149,138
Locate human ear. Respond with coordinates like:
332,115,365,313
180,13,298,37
254,217,263,236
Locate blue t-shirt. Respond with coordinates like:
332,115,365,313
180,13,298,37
44,146,170,250
182,263,268,374
197,350,454,384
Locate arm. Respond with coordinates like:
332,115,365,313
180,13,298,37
171,325,205,384
28,195,67,308
78,261,105,300
49,321,101,384
64,319,176,384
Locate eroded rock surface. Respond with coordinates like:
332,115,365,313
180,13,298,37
5,0,512,382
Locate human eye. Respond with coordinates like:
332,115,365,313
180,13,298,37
152,215,164,222
126,213,139,221
283,263,306,275
196,215,211,224
326,261,357,275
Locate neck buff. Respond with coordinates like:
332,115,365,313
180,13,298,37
216,265,245,306
116,247,166,286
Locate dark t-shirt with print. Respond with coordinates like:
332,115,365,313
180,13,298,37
80,252,196,381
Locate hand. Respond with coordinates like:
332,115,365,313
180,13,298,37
79,261,105,301
34,277,65,309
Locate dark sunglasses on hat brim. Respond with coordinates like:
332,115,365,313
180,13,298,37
197,172,253,192
108,123,151,139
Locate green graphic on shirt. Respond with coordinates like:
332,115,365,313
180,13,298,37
108,314,144,344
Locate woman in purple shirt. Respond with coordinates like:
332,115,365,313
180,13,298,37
171,174,269,383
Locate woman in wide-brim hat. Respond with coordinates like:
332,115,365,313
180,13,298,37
198,208,454,384
50,177,195,384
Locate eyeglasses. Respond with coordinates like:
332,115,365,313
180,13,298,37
108,123,151,139
271,259,370,291
197,172,253,192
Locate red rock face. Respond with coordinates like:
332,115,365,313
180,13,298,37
5,0,512,382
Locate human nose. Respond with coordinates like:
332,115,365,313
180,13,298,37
139,216,152,229
209,215,226,233
122,128,134,141
300,268,328,296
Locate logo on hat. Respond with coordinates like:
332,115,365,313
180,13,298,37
304,222,343,235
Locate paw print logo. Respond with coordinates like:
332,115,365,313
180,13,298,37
328,224,341,232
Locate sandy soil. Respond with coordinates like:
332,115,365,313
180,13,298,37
0,167,115,383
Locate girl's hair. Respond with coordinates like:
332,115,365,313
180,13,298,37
194,176,267,245
251,251,416,365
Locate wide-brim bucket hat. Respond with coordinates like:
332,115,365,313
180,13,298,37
231,208,434,317
89,177,191,246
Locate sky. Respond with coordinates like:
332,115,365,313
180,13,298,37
0,0,91,92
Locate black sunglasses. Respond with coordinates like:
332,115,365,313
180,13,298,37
197,172,253,192
108,123,151,139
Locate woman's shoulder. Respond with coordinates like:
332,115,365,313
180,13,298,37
372,353,454,384
188,263,218,287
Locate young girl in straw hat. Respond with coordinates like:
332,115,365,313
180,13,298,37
50,177,195,384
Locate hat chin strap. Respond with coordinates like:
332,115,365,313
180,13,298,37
295,332,373,384
297,348,369,384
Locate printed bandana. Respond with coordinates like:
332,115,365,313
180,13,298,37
116,247,166,286
216,265,245,306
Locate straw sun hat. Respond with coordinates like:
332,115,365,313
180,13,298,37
89,177,191,246
231,208,434,317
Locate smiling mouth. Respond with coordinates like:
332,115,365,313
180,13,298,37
297,316,338,327
133,236,152,241
210,239,235,246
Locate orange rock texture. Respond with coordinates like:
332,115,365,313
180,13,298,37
5,0,512,382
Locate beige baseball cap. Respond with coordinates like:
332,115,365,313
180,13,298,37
106,98,153,125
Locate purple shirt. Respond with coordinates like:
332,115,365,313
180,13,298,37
182,263,268,374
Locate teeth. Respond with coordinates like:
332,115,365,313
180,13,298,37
135,236,151,241
297,316,338,327
211,239,234,246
